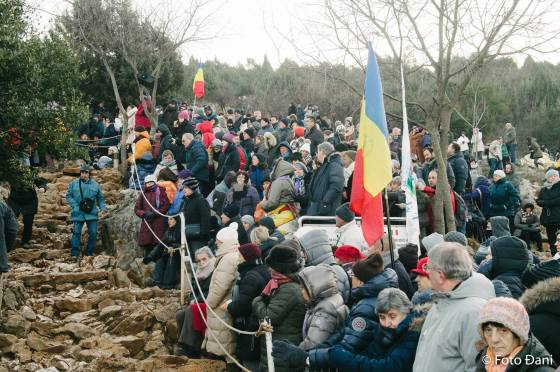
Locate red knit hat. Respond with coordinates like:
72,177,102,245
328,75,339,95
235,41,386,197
411,257,429,277
334,245,364,264
294,127,305,138
239,243,261,262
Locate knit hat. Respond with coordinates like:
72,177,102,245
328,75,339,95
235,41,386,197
144,174,157,184
134,126,146,132
239,243,261,262
178,169,192,180
80,164,92,173
266,244,301,275
216,222,239,246
182,177,199,191
422,232,444,252
241,215,255,228
545,169,559,179
398,244,419,273
521,259,560,289
493,169,506,179
335,203,355,223
211,138,222,148
223,132,236,143
294,127,305,138
222,204,240,218
411,257,429,277
244,127,255,138
258,216,277,235
444,231,468,246
477,297,530,345
334,245,364,263
293,161,308,174
300,143,311,153
352,253,384,283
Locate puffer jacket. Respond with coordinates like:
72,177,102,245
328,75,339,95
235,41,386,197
298,229,351,302
201,240,239,357
305,124,323,156
66,178,107,222
156,124,176,163
315,268,399,355
216,143,240,183
314,312,422,372
197,121,215,148
536,180,560,226
128,131,152,163
307,152,345,216
513,208,540,237
489,178,520,217
465,176,491,217
184,139,209,182
520,277,560,365
299,265,349,351
448,152,469,194
129,152,156,190
260,160,295,212
224,184,261,217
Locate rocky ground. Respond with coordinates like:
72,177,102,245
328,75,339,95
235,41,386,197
0,168,225,371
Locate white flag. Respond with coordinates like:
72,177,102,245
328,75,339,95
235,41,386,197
399,64,420,247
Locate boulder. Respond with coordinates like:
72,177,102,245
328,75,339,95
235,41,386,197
26,331,67,353
3,313,30,338
54,297,92,313
114,335,145,356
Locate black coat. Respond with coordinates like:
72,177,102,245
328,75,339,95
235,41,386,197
181,191,211,245
228,262,271,361
305,125,324,156
489,236,530,299
537,181,560,226
448,152,469,194
225,216,249,245
7,177,46,215
421,159,456,189
184,140,209,182
307,153,345,216
156,124,177,163
386,190,406,218
0,201,18,266
387,258,415,299
216,144,240,183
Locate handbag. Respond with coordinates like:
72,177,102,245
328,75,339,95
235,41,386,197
185,223,201,239
78,180,95,213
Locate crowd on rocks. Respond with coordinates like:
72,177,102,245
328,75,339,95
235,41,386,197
2,99,560,372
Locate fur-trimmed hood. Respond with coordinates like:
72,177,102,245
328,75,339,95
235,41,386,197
520,276,560,315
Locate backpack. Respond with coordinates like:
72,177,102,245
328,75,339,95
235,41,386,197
454,191,468,227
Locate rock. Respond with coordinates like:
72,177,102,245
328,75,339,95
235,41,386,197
54,360,71,371
8,249,44,263
2,281,29,311
57,323,98,340
164,319,178,344
26,331,67,353
21,306,37,321
153,302,181,323
55,283,77,291
84,280,110,291
77,348,114,362
114,335,145,356
108,305,155,336
54,297,92,313
3,313,30,338
64,309,97,323
93,255,113,269
97,298,116,310
127,258,154,287
99,305,122,319
112,268,132,288
0,333,18,351
14,341,32,363
20,271,108,287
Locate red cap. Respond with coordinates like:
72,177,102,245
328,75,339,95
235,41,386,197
411,257,429,277
334,245,364,264
294,127,305,138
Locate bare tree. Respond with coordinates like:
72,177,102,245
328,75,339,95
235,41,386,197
290,0,560,233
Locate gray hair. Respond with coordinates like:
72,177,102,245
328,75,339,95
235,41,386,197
375,288,412,315
428,242,472,280
391,176,402,186
194,246,214,259
182,132,194,141
317,142,335,157
250,226,269,245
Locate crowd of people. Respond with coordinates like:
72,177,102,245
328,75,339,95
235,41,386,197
1,97,559,372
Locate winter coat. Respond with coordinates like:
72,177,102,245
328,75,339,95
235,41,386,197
184,139,209,182
520,277,560,365
155,124,176,163
489,178,520,217
0,201,18,269
128,131,152,163
228,262,271,361
475,334,556,371
216,143,240,183
202,240,239,357
315,312,421,372
503,126,517,145
410,129,425,163
522,259,560,289
421,159,456,189
181,191,211,245
488,140,503,160
252,279,307,372
224,185,260,217
305,125,324,156
153,162,178,179
274,127,292,144
465,176,491,217
307,153,345,216
471,131,485,154
486,236,530,299
66,178,107,222
129,152,156,190
387,189,406,218
133,184,170,246
448,152,469,194
250,155,270,198
299,230,351,302
513,210,540,237
197,121,215,148
529,137,543,159
536,181,560,226
7,177,47,216
413,273,496,372
135,99,151,129
299,266,349,351
225,216,249,245
382,251,415,299
260,160,295,212
316,268,399,354
333,220,369,253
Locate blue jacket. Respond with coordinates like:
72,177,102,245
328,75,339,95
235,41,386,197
168,189,184,215
184,139,209,182
66,178,107,222
129,152,156,189
465,176,491,217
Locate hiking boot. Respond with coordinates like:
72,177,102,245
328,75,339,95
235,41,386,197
174,344,200,358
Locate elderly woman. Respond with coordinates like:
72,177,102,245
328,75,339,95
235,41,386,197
475,297,556,371
223,170,261,217
174,247,216,358
272,288,422,371
536,169,560,256
489,169,521,232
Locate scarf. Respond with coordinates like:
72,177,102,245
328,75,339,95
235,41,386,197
160,158,176,168
196,257,216,281
262,271,292,297
484,345,523,372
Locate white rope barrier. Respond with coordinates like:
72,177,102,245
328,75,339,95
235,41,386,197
77,134,121,142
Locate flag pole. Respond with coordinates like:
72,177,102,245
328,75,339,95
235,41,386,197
383,188,396,269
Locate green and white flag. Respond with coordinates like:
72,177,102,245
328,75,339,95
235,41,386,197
399,64,420,247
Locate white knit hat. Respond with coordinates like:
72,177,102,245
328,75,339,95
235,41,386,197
300,143,311,153
217,222,239,245
144,174,157,184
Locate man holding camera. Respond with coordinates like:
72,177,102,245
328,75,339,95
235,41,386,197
66,164,108,260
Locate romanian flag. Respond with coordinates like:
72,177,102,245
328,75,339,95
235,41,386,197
350,44,393,245
192,63,205,99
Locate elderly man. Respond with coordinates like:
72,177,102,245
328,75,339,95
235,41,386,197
182,133,209,196
413,243,495,372
307,142,345,216
333,203,369,253
503,122,517,164
304,116,324,156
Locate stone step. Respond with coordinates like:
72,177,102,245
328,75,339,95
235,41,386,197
19,271,109,288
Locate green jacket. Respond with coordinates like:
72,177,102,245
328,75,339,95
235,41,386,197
489,178,520,217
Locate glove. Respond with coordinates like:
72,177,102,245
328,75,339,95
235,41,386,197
272,340,308,368
144,211,155,221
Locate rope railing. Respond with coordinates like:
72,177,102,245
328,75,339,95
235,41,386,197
77,134,122,142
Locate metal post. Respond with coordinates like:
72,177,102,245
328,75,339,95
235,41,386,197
383,189,396,269
179,214,186,305
265,318,275,372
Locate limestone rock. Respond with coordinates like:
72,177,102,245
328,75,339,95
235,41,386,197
114,335,145,356
111,267,132,288
56,323,98,340
3,313,30,338
54,297,92,313
99,305,122,319
0,333,18,351
26,332,67,353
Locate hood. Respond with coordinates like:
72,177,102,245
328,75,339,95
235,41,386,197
197,120,213,134
299,230,335,266
327,152,343,166
157,124,170,136
449,272,495,301
351,268,398,302
263,132,277,148
259,216,276,235
277,141,293,154
492,279,513,298
490,216,510,237
253,153,268,167
271,159,295,180
298,265,338,301
490,236,530,276
520,277,560,315
138,131,150,139
474,176,490,189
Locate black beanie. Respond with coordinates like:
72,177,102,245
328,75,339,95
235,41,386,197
336,203,355,223
222,204,240,218
266,244,301,275
352,253,384,283
398,244,419,273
